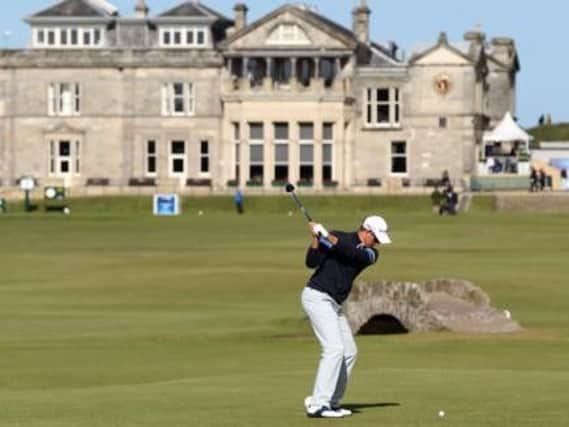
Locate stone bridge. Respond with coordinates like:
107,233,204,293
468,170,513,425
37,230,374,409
344,279,521,334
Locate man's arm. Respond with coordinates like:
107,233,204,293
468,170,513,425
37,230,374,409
332,235,378,266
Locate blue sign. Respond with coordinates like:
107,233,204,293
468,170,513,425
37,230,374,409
153,194,180,216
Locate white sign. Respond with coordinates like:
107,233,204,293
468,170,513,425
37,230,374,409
20,176,36,191
153,194,180,216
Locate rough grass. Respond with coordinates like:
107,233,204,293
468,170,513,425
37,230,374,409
0,195,568,426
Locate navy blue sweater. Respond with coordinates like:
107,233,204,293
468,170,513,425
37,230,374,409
305,231,378,304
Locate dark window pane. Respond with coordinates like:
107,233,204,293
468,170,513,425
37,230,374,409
300,144,313,163
235,143,240,163
60,30,68,45
94,29,101,44
392,141,406,154
201,157,209,173
377,105,389,123
174,31,181,44
60,161,69,173
48,31,55,45
174,98,184,112
163,32,171,45
171,141,185,154
395,105,400,123
392,157,407,173
439,117,447,128
367,105,372,123
233,123,240,140
148,157,156,173
197,30,205,44
201,141,209,154
187,31,194,44
173,158,184,172
147,141,156,154
377,88,389,102
71,29,78,45
323,165,332,181
275,165,288,180
250,165,263,181
83,31,91,45
59,141,70,156
300,165,314,180
275,144,288,162
323,144,332,163
38,30,45,43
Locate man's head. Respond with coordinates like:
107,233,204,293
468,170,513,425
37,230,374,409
359,215,391,247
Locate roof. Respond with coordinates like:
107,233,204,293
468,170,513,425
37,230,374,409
221,4,358,50
31,0,118,18
158,1,231,21
483,112,533,143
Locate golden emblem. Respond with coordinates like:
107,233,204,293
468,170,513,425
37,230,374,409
434,74,451,95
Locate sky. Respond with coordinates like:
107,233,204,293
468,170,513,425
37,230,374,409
1,0,567,128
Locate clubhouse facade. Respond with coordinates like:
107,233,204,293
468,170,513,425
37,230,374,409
0,0,520,194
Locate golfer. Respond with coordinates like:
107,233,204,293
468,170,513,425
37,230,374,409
302,216,391,418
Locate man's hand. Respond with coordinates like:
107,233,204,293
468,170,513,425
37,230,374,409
310,223,329,238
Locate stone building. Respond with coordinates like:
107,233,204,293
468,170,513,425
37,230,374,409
0,0,520,194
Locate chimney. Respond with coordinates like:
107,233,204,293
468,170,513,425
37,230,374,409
135,0,149,18
352,1,371,44
234,3,248,32
491,37,515,64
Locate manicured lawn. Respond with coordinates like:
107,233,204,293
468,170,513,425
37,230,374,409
0,195,567,426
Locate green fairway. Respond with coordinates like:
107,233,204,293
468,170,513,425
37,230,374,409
0,195,568,426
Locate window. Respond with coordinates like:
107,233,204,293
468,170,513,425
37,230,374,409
323,123,334,182
200,141,209,174
34,27,104,48
169,141,186,176
274,123,289,182
233,123,240,181
159,27,208,48
299,123,314,183
439,117,447,128
145,140,157,176
249,122,264,184
48,140,80,176
365,87,401,127
162,83,194,116
48,83,80,116
391,141,407,174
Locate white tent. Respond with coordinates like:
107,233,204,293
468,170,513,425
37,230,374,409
483,111,533,143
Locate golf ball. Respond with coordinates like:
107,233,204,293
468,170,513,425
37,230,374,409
504,309,511,319
438,410,445,418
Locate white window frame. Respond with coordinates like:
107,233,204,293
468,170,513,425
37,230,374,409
248,123,264,183
299,122,314,182
364,87,401,128
159,26,209,48
48,139,81,177
169,140,186,177
199,140,210,176
390,140,408,176
145,140,158,177
322,122,334,182
162,82,195,116
33,26,105,48
48,83,81,117
273,122,289,182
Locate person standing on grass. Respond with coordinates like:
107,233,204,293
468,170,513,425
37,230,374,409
301,216,391,418
234,188,244,214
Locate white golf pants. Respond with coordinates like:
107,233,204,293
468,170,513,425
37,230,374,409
301,287,357,408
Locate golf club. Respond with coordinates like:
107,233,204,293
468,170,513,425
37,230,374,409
285,183,313,222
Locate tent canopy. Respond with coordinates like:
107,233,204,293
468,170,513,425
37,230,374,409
483,112,533,143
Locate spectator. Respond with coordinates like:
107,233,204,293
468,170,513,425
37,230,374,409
539,169,547,191
529,167,538,192
439,185,458,216
0,197,6,213
234,188,244,214
430,186,443,214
